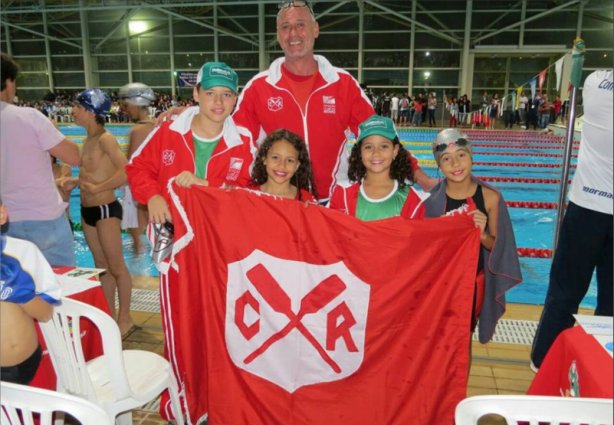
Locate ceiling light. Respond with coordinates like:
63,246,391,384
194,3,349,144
129,21,147,35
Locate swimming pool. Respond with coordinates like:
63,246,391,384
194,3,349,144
61,124,597,308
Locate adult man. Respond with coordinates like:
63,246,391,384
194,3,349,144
0,53,80,266
118,82,156,252
518,91,529,129
531,69,613,369
233,1,435,201
160,1,435,199
390,92,400,124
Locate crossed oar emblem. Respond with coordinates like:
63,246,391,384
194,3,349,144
243,264,347,374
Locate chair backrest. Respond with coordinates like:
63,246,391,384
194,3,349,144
38,297,132,402
455,395,614,425
0,381,113,425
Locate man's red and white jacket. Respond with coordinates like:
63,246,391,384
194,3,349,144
233,55,375,202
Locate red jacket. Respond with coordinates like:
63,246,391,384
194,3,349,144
328,182,428,220
126,108,255,206
233,55,375,202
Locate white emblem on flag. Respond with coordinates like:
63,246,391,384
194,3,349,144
162,149,176,166
267,97,283,112
226,250,370,393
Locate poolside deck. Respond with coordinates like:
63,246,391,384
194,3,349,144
124,277,593,424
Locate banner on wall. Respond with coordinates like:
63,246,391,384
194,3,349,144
165,186,480,425
176,71,198,88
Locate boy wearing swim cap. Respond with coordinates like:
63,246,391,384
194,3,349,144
125,62,254,421
119,82,156,252
71,88,135,337
424,128,522,345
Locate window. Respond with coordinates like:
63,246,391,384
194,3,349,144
363,70,408,86
97,71,130,88
53,73,86,87
52,56,84,72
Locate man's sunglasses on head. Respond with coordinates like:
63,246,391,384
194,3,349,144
278,0,313,13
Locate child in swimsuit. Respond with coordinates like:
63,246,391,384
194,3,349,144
119,83,157,253
0,204,61,384
72,88,135,337
424,128,522,343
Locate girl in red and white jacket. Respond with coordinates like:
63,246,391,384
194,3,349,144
250,129,317,202
328,115,428,221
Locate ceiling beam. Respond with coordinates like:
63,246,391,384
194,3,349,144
472,0,581,44
218,6,258,43
146,3,259,47
0,1,353,16
0,20,82,49
364,0,461,45
94,8,139,51
416,2,462,40
471,1,523,41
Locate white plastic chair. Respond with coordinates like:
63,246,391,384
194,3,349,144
1,381,113,425
39,297,184,425
455,395,614,425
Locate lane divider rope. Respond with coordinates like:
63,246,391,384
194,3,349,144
506,201,559,209
402,141,578,150
479,176,570,184
517,248,553,258
473,161,576,168
408,149,576,158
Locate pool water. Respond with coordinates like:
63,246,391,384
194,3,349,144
62,124,597,308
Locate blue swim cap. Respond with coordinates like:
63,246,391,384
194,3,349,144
76,88,111,118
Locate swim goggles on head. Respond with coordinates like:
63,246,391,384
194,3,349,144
434,138,470,152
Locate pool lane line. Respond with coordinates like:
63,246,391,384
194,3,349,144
479,177,571,184
400,141,578,150
406,149,577,158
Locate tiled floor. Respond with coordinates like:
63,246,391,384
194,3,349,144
124,278,592,425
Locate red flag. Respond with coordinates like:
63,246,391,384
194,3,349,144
538,68,548,94
168,186,480,425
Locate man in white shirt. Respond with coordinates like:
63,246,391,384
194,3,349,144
519,91,529,129
531,69,613,369
0,53,80,266
390,93,400,124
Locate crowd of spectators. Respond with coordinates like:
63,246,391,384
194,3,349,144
365,89,569,130
16,90,196,124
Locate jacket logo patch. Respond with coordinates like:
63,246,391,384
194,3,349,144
323,95,336,114
226,157,244,181
162,149,176,166
267,96,283,112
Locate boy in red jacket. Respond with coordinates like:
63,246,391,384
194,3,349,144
125,61,254,422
